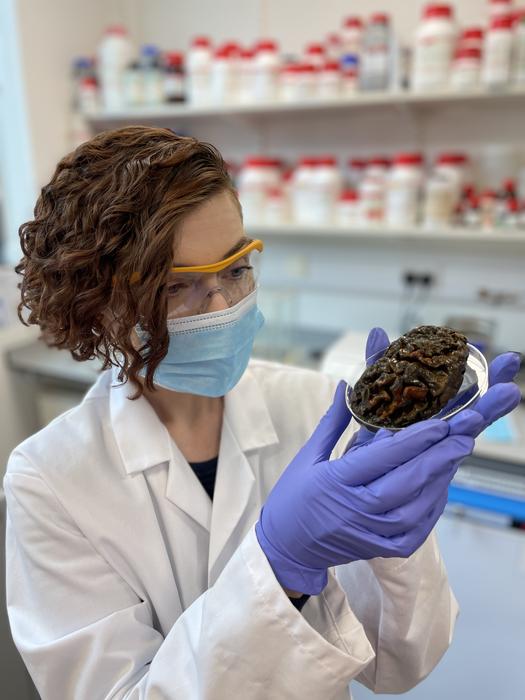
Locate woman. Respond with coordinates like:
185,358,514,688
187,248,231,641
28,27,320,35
5,126,520,699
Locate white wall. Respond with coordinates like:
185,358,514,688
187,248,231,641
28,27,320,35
14,0,142,187
136,0,490,55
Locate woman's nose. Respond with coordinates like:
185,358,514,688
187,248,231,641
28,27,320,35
206,289,231,313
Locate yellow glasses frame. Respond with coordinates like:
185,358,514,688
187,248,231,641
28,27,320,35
127,239,264,285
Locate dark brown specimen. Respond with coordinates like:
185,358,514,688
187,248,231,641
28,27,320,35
350,326,469,429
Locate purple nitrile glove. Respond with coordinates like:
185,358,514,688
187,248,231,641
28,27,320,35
255,384,474,595
448,351,521,437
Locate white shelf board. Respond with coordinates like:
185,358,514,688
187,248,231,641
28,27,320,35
86,85,525,124
248,223,525,246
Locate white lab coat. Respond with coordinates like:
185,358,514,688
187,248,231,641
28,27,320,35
4,359,458,699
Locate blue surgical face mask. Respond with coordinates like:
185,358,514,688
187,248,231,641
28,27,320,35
136,290,264,396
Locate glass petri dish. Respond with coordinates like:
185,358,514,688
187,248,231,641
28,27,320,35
345,343,489,432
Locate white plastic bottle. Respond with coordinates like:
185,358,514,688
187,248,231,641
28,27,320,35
360,14,392,91
342,16,363,57
325,33,343,62
265,186,290,225
309,156,343,224
336,190,360,226
253,40,280,102
97,25,134,111
457,27,484,51
211,43,238,103
412,4,456,91
237,157,281,225
340,54,360,95
386,153,424,227
434,152,468,206
318,61,340,99
423,174,456,228
304,43,326,68
359,157,391,225
489,0,514,19
291,157,318,224
238,48,256,103
451,47,482,89
513,9,525,82
140,45,164,106
187,36,212,104
483,14,515,87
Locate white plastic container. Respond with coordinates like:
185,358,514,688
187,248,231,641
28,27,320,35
435,152,468,206
97,25,134,110
483,14,515,87
450,47,482,89
360,13,392,91
211,43,239,103
187,36,212,104
347,158,367,189
291,157,318,224
238,157,281,225
78,77,99,114
340,54,359,95
253,40,280,102
412,4,456,91
280,64,316,101
123,62,143,106
458,27,485,51
237,48,255,103
342,16,363,56
513,9,525,82
336,190,360,226
308,157,343,224
359,157,390,225
386,153,424,227
423,174,456,228
318,62,341,99
304,43,326,68
140,45,164,106
489,0,514,19
325,33,343,62
265,187,290,225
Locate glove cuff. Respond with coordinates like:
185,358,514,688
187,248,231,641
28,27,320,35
254,519,328,596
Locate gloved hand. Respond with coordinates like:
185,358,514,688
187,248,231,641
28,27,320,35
255,388,476,595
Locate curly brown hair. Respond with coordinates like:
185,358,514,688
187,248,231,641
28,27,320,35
16,126,239,396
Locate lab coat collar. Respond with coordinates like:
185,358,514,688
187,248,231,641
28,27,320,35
109,369,172,476
109,363,279,476
223,363,280,454
109,364,280,538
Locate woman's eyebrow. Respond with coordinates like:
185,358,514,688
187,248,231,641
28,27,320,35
171,236,252,269
221,236,252,260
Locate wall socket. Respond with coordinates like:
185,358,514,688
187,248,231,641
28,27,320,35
402,271,436,288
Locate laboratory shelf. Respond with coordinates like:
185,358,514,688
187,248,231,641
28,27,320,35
86,85,525,124
249,223,525,248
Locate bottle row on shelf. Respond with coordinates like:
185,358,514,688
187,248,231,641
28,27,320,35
232,152,525,232
73,0,525,113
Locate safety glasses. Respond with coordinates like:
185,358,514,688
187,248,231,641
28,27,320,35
166,239,264,319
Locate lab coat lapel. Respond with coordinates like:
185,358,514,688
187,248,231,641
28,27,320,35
208,366,279,585
165,439,212,532
110,368,212,532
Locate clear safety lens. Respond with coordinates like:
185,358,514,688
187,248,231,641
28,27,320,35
167,248,261,319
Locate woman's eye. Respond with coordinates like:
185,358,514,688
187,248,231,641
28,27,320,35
226,265,253,279
167,282,190,296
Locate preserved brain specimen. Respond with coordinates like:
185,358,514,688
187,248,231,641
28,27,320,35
350,326,469,429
